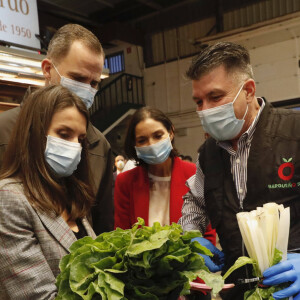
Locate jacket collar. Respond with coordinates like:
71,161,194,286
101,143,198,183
2,177,95,252
87,122,101,145
36,210,77,252
36,210,96,252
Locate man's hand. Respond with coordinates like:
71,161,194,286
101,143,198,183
192,237,225,272
263,253,300,299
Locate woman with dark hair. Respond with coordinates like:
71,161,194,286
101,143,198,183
0,85,95,299
114,107,216,245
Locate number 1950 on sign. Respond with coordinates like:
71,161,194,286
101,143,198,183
11,24,31,38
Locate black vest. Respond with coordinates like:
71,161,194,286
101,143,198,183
199,101,300,284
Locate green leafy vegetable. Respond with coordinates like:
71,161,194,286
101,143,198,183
223,256,255,280
56,218,223,299
223,251,290,300
244,283,290,300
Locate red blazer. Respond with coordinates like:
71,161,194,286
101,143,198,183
114,157,216,245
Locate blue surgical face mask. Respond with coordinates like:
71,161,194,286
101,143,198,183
45,135,82,177
197,84,248,141
135,136,173,165
52,64,98,109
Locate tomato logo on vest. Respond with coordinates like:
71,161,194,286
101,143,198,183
278,158,294,181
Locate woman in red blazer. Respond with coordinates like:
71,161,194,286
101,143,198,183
114,107,216,245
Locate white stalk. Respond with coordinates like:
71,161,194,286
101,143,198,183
276,207,290,261
236,203,290,275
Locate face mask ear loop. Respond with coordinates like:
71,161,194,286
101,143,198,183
52,63,62,78
232,83,248,121
232,84,245,104
242,103,248,121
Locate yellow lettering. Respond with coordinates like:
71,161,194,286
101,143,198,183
0,21,7,32
19,0,28,14
0,0,29,14
8,0,19,12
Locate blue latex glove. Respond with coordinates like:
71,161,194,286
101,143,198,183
192,237,225,272
263,253,300,299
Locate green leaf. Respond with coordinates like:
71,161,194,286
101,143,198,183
223,256,255,280
69,236,95,252
56,267,81,300
181,230,202,242
190,240,213,256
244,288,258,300
58,253,72,273
244,284,290,300
244,288,262,300
282,158,287,162
272,248,283,266
126,230,171,256
288,158,292,162
184,269,224,296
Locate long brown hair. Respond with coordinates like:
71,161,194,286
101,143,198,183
0,85,94,221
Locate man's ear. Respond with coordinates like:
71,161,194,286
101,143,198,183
41,58,52,81
244,79,256,103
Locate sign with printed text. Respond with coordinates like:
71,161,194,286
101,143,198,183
0,0,40,49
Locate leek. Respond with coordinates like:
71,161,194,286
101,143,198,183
223,203,291,300
236,203,290,276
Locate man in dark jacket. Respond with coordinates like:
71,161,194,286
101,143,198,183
179,41,300,299
0,24,113,235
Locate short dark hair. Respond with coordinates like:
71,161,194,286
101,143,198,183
124,107,178,166
186,42,254,81
47,24,104,64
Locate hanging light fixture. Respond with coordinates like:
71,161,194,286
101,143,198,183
0,46,45,86
101,68,110,79
0,46,110,87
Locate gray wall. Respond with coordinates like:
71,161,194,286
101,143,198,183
144,13,300,162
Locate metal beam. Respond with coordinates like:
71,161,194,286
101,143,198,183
94,0,115,8
37,0,101,27
38,0,89,18
131,0,197,24
216,0,224,33
136,0,162,11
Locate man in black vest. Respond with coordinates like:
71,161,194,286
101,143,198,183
179,42,300,299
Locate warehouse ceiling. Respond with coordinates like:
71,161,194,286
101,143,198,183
36,0,262,50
